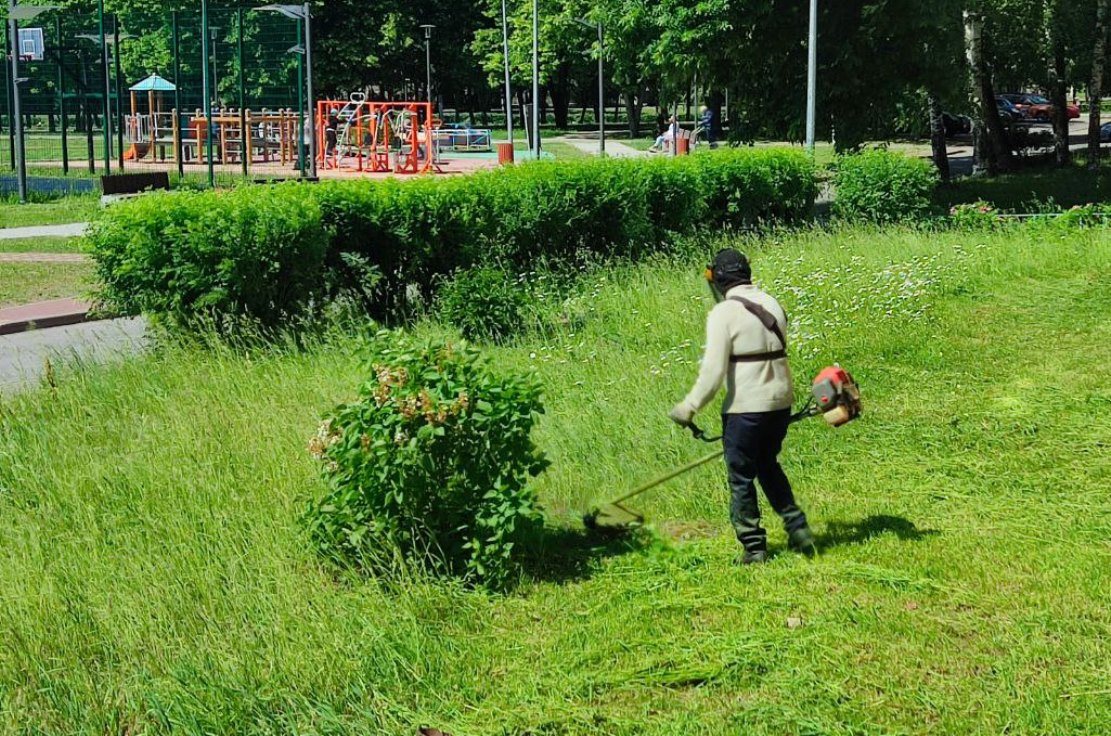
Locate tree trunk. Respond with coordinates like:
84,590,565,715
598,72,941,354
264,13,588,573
1088,0,1109,170
538,85,549,128
623,87,643,137
517,88,528,130
1046,0,1071,165
964,10,1012,174
927,92,951,182
551,63,571,128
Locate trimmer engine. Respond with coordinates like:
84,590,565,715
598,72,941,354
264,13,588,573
811,365,862,427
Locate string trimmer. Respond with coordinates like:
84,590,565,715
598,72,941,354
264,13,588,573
582,365,862,531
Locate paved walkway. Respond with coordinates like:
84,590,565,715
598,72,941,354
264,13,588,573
0,317,146,394
0,222,88,239
0,252,88,263
554,137,648,158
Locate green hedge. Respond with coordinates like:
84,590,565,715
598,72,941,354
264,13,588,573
833,149,939,224
86,149,817,327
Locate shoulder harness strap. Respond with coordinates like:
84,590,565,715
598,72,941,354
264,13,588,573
728,295,788,363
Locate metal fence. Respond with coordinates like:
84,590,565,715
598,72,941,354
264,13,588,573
2,5,308,194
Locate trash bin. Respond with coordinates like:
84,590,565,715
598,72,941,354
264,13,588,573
676,136,690,156
496,141,515,165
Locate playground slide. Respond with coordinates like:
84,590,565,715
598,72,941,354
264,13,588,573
123,143,151,161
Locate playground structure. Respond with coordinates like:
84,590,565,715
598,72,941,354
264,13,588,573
316,96,440,174
120,90,497,178
124,83,304,170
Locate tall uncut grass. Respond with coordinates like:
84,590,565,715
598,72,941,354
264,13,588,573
2,224,1110,734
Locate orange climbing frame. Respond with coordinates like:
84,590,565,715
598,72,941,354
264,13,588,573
316,100,438,174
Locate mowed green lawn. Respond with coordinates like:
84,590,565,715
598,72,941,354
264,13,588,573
1,225,1109,734
0,261,93,308
0,197,99,228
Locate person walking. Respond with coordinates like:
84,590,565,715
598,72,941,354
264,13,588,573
669,249,816,564
699,105,718,149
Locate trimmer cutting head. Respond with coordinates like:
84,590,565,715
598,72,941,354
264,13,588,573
582,502,645,532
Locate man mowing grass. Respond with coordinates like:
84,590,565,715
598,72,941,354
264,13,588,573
669,249,817,564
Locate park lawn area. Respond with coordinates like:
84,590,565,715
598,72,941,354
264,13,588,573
0,236,79,254
0,261,94,308
2,225,1110,734
623,137,656,151
0,196,100,228
541,140,593,159
939,158,1111,211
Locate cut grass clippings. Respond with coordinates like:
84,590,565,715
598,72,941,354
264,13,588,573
0,261,94,308
1,224,1110,734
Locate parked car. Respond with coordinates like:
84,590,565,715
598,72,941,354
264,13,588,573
1100,121,1111,142
1000,93,1080,121
995,96,1025,123
942,112,972,138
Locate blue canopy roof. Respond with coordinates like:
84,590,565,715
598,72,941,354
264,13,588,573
130,73,176,92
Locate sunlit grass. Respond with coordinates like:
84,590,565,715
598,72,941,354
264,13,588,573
0,261,93,308
1,224,1109,734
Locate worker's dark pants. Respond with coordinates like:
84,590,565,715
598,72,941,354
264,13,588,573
722,409,808,552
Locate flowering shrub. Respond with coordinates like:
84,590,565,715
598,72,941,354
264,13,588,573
302,330,548,588
950,201,1001,229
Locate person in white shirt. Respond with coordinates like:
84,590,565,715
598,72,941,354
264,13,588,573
669,248,816,564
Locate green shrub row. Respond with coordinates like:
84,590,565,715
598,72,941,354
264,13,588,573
85,149,818,328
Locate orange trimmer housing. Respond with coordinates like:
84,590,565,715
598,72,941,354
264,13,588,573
811,365,863,427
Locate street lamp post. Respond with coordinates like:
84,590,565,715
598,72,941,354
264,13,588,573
531,0,539,158
500,0,512,142
805,0,817,155
201,0,214,186
9,1,58,202
596,21,604,155
420,24,434,110
257,4,315,178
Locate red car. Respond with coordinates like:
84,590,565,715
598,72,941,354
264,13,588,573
1000,93,1081,120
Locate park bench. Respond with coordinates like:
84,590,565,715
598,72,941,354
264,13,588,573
99,171,171,204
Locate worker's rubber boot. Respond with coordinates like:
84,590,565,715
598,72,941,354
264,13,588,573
788,526,818,558
735,549,768,565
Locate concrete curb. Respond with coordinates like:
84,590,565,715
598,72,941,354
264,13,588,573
0,298,92,335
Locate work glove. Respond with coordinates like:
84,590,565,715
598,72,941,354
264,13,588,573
668,402,695,427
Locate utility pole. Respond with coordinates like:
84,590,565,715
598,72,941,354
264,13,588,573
805,0,817,155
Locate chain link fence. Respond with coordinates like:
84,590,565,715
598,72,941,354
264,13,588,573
1,6,306,194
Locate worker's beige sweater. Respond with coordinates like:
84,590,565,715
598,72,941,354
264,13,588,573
680,283,794,415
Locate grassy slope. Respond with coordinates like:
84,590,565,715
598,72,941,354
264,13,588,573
0,262,94,308
1,226,1110,734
